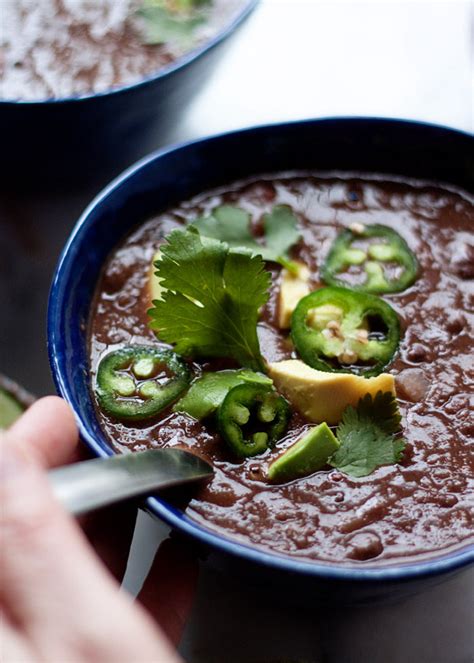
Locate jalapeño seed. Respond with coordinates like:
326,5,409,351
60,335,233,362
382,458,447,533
252,432,268,446
368,243,398,262
343,248,367,265
133,357,156,378
258,398,276,423
139,381,161,399
111,375,136,397
365,261,387,290
231,404,250,425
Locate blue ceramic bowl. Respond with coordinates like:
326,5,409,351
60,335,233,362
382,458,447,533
1,1,257,189
48,118,474,603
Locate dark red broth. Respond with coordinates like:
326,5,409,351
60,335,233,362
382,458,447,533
89,174,474,565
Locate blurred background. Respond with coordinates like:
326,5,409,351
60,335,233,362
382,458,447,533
0,1,472,661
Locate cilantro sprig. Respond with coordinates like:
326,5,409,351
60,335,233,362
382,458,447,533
329,392,405,478
148,228,270,371
192,205,301,272
136,0,210,48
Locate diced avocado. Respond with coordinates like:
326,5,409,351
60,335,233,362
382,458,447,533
278,263,311,329
0,389,24,429
174,370,272,420
175,371,244,419
268,359,396,425
149,250,165,303
268,422,339,483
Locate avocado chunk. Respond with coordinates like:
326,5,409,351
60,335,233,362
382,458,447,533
278,263,311,329
268,422,339,483
268,359,396,424
174,369,272,420
0,388,24,429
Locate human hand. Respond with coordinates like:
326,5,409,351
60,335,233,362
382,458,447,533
1,397,196,662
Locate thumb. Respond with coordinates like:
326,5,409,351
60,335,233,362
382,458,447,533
0,440,182,662
7,396,79,468
0,437,119,627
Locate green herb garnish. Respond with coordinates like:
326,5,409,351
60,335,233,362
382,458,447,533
192,204,301,272
329,391,405,478
148,228,270,371
136,0,210,48
353,390,402,434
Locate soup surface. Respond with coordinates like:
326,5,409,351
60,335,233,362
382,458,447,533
0,0,242,100
89,174,474,565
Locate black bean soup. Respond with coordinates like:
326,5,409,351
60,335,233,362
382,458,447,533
89,174,474,565
1,0,243,100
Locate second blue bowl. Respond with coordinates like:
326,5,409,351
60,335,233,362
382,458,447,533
1,1,257,188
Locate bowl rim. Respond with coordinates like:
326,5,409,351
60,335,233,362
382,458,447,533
48,116,474,583
1,0,258,105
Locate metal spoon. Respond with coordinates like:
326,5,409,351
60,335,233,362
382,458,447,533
49,448,213,516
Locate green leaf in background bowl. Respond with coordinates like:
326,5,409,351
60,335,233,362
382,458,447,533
136,0,211,47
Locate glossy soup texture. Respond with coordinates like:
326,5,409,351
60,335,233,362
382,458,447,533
89,174,474,565
0,0,242,100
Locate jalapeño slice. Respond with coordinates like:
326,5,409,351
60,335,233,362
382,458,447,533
322,224,418,294
291,287,400,377
217,383,291,458
95,346,191,421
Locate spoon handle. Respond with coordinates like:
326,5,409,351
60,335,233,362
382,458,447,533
49,448,213,516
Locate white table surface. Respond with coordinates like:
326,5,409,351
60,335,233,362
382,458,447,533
122,2,474,662
171,0,473,140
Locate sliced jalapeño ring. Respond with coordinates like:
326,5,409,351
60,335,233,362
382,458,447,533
322,224,418,294
217,382,291,458
291,286,400,377
95,345,191,422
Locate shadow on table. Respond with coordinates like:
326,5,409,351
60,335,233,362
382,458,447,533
180,561,473,663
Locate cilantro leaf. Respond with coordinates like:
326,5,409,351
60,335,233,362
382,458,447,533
136,0,208,47
192,204,300,270
355,390,402,435
192,206,257,251
148,229,270,371
329,391,405,478
262,205,301,267
329,416,402,478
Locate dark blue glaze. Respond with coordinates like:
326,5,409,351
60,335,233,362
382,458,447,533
48,118,474,603
1,1,258,188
